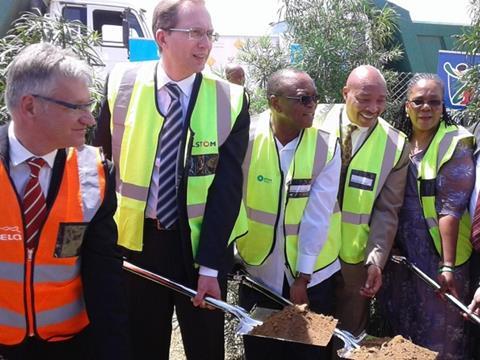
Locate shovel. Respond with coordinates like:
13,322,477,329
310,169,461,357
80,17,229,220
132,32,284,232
230,271,363,357
390,255,480,326
123,261,262,335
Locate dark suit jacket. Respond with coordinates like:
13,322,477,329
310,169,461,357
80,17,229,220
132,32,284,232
94,67,250,285
0,125,130,360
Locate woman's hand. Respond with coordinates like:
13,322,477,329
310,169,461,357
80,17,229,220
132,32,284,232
437,270,458,298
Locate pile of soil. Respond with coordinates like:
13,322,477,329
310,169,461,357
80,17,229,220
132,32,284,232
347,335,438,359
250,304,337,346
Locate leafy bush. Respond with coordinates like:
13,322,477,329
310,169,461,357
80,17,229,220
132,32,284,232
0,11,104,124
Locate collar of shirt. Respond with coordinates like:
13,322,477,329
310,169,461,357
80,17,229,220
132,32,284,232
341,106,370,134
274,135,299,152
156,62,196,104
8,122,57,168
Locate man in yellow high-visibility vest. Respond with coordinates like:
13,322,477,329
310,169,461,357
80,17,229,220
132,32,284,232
315,65,409,342
94,0,250,359
237,68,341,359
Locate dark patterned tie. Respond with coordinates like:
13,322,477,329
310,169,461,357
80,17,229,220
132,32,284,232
471,192,480,252
338,124,357,204
23,157,47,250
341,123,357,175
156,83,183,229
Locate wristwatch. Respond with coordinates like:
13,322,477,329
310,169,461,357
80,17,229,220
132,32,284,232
295,271,311,283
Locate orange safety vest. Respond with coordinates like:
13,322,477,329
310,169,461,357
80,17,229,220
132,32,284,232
0,146,106,345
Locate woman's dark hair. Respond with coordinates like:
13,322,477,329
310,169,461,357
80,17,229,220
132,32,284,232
393,73,455,139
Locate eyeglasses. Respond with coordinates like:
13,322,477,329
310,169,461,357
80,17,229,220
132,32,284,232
408,99,443,109
32,94,95,112
167,27,219,42
276,94,319,106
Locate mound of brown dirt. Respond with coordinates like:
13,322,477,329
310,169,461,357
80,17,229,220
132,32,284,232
250,304,337,346
347,335,438,359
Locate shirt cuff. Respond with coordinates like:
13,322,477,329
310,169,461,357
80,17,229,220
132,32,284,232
296,254,317,274
199,265,218,278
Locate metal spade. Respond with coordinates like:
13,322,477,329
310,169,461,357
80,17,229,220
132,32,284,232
390,255,480,326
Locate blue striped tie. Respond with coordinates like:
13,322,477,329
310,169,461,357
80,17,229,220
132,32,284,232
156,83,183,228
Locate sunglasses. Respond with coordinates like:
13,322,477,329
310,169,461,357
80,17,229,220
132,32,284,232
408,99,443,108
276,94,319,106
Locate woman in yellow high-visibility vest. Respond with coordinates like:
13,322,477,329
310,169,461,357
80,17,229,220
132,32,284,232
380,73,475,360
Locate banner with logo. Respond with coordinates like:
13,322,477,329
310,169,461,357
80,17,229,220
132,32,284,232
437,50,480,110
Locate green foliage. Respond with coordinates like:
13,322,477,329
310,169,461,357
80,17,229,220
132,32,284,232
282,0,402,102
236,36,290,114
454,1,480,126
237,0,403,109
0,11,104,125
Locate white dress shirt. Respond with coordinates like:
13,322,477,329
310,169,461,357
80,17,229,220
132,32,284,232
145,63,217,277
246,134,342,294
8,123,57,197
341,107,370,154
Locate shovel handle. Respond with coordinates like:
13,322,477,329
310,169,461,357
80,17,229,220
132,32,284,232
123,260,237,315
233,273,293,306
391,255,480,326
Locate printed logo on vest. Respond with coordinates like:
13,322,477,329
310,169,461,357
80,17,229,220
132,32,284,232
348,170,376,191
256,175,272,184
0,226,22,241
192,140,217,148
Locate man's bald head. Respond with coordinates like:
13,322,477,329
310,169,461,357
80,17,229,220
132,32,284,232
225,63,245,86
342,65,387,128
345,65,386,89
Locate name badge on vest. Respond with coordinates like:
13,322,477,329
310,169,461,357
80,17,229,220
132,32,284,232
188,154,219,176
288,179,312,198
348,170,376,191
55,223,88,258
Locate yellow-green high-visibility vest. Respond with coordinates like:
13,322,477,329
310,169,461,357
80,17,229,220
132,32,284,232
107,61,247,254
417,122,473,266
236,112,341,276
314,104,407,264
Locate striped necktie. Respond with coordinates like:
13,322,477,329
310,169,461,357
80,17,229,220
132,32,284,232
23,157,47,250
156,83,183,229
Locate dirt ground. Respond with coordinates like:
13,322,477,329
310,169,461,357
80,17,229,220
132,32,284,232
347,335,438,359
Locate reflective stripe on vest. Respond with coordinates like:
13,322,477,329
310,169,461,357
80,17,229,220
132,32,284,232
314,104,407,264
0,146,105,345
236,112,341,274
418,122,473,266
108,62,246,253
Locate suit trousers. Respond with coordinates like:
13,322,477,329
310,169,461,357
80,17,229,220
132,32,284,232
239,275,335,360
125,220,226,360
331,261,369,359
333,261,369,336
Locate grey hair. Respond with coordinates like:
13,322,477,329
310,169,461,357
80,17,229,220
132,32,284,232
5,42,92,111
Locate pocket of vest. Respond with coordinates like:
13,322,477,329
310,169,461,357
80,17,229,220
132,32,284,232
54,222,88,258
188,154,219,176
348,170,376,191
287,178,312,198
